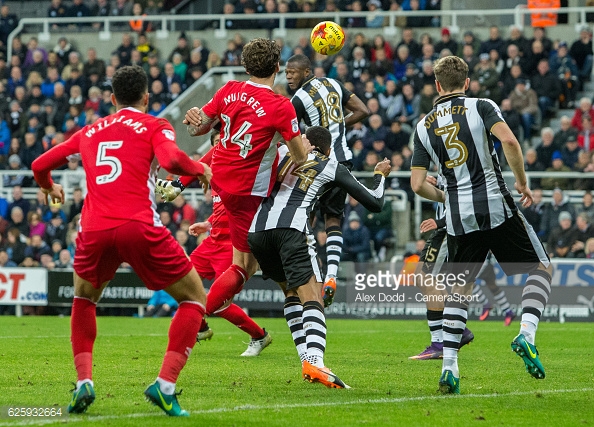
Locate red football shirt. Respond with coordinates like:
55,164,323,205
202,80,300,197
34,108,192,232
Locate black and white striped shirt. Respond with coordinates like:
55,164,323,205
412,93,516,236
250,145,385,233
291,76,353,163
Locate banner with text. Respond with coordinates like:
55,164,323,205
0,268,48,306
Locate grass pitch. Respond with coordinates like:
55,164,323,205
0,316,592,426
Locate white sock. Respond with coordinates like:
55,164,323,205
76,379,93,390
442,347,459,377
156,377,176,395
519,319,537,345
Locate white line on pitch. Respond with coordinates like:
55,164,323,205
1,387,592,426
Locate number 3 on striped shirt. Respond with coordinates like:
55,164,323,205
434,123,468,168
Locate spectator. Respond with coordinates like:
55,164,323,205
44,211,67,247
561,137,582,169
365,0,384,28
577,115,594,152
529,26,553,56
83,48,106,81
362,114,388,147
547,211,575,258
540,188,575,240
55,248,73,268
68,187,84,223
61,51,84,81
392,45,412,81
500,98,521,141
460,44,479,71
584,238,594,259
3,154,27,187
113,33,135,67
520,187,545,235
9,205,29,237
28,211,46,238
144,290,178,317
523,40,548,77
434,28,458,57
111,0,133,20
396,27,422,60
541,151,572,190
385,120,410,153
67,0,91,27
480,25,505,56
574,151,594,191
175,229,196,255
91,0,110,29
221,40,241,66
163,62,182,93
0,4,19,48
501,44,522,81
568,213,594,258
5,228,26,265
129,2,152,33
524,148,545,188
549,41,579,108
342,211,372,262
400,62,423,92
0,248,17,267
554,115,578,147
576,191,594,221
41,67,65,98
363,199,393,261
404,0,431,28
48,0,68,29
386,83,420,126
501,64,526,99
24,234,51,263
505,25,530,57
42,200,67,223
531,59,561,118
571,97,594,131
569,26,593,88
471,53,501,104
508,78,538,143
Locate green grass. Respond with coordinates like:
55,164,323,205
0,317,593,426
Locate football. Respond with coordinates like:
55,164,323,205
310,21,346,56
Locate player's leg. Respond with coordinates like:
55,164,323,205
490,213,552,379
473,280,491,321
279,283,308,363
67,228,121,414
439,233,489,394
320,186,348,307
479,260,515,325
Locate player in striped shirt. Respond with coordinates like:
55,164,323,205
411,56,552,394
248,126,390,389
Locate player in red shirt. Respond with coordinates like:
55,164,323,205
159,131,272,356
181,38,308,320
31,65,210,417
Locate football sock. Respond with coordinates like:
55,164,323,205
442,303,467,378
71,297,97,382
472,282,488,306
520,270,552,345
217,303,265,339
156,378,176,395
493,289,511,312
427,309,443,343
205,264,247,315
303,301,326,368
284,296,307,362
325,226,343,280
158,301,205,384
76,379,94,390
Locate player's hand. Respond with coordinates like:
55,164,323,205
183,107,202,127
198,163,212,194
374,158,391,177
189,221,212,236
515,182,533,207
41,184,65,205
425,175,438,187
420,218,438,233
301,134,314,153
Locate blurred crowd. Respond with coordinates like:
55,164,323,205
0,0,593,280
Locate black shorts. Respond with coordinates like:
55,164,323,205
318,160,353,218
447,212,549,283
420,227,448,275
248,228,323,290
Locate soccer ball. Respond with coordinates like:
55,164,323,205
310,21,346,56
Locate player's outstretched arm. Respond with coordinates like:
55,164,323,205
184,107,216,137
491,121,532,207
154,141,209,180
343,94,370,128
285,135,308,166
334,159,390,212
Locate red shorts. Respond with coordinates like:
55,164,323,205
212,185,263,253
74,221,193,290
190,237,233,280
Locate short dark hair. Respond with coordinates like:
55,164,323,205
210,130,220,146
241,38,280,78
287,54,311,71
306,126,331,154
433,56,468,92
111,65,148,106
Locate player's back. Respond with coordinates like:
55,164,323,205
292,76,351,162
250,145,338,234
78,108,169,231
204,80,299,197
